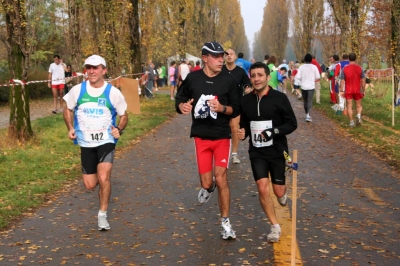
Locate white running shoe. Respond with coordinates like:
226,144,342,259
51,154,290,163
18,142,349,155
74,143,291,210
277,192,288,207
349,120,355,127
221,218,236,240
198,182,216,203
305,115,312,122
98,214,110,231
267,225,281,242
231,154,240,164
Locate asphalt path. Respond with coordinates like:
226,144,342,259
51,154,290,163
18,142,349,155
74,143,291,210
0,92,399,265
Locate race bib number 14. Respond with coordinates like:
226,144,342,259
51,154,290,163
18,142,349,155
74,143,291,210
250,120,273,148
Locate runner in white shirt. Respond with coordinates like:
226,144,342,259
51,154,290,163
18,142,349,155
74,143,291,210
48,54,67,114
63,55,128,231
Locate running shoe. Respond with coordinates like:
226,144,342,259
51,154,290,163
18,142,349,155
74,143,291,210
305,115,312,122
355,116,362,126
52,110,57,114
277,192,288,207
349,120,355,127
231,154,241,164
267,225,281,243
98,214,110,231
221,218,236,240
198,182,216,203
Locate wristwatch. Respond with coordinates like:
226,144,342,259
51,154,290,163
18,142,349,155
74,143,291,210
116,126,124,136
222,106,227,113
274,128,279,134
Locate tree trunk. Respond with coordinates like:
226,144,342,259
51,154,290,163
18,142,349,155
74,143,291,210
128,0,142,74
350,0,360,57
1,0,33,142
391,0,400,95
67,0,82,71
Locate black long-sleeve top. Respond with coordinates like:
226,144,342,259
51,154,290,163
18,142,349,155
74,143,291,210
240,88,297,158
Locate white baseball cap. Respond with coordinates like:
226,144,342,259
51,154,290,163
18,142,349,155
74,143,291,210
83,55,106,67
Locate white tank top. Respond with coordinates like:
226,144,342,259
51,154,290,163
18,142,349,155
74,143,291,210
180,64,190,80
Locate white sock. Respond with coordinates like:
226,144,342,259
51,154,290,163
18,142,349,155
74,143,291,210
272,223,280,229
357,114,361,118
98,210,107,216
232,152,237,155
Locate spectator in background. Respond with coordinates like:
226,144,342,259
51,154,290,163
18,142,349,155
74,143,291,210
192,61,201,71
222,48,251,164
64,64,73,96
263,55,270,65
365,70,374,92
340,54,350,70
177,58,190,87
174,62,179,89
266,55,277,72
152,63,159,91
328,54,341,105
295,54,321,122
235,52,251,75
251,58,256,65
144,61,155,99
311,55,322,104
268,67,286,91
48,54,67,114
161,64,167,88
169,61,177,100
339,52,366,127
320,62,326,78
291,63,302,99
157,64,165,88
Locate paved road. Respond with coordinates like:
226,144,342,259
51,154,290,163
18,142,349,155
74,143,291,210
0,93,399,265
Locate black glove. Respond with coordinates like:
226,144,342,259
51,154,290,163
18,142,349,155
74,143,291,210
261,128,275,141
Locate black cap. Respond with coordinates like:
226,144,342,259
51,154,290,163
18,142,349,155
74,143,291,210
201,42,228,56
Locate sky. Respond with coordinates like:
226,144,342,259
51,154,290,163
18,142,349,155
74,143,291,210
239,0,266,54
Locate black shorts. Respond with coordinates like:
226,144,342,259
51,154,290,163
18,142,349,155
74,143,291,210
250,157,286,185
294,85,300,89
80,143,116,174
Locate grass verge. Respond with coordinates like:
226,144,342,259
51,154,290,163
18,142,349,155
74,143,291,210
313,80,400,169
0,94,176,229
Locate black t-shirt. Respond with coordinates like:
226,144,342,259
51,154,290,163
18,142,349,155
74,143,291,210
175,70,240,140
222,65,251,100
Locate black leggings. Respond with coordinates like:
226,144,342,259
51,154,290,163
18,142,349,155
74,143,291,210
301,89,315,114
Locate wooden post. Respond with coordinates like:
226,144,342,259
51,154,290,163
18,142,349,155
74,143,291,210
291,150,298,266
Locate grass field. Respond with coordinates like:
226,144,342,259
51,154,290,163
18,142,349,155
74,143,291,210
0,94,176,229
313,79,400,169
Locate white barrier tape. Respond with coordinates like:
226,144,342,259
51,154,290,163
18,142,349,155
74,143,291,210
1,71,145,87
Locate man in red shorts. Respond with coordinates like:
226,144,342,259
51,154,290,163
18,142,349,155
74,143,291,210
175,41,240,240
339,52,366,127
48,54,68,114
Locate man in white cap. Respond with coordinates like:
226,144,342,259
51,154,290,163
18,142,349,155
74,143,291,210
63,54,128,231
175,41,240,240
